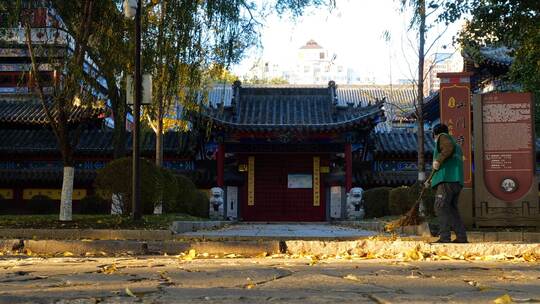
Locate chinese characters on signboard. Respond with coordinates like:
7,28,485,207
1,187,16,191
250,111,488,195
481,93,535,201
438,73,473,187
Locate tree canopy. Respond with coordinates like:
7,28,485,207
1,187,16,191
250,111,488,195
439,0,540,94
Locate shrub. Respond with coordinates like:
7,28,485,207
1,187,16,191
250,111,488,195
363,187,392,218
94,157,161,214
169,175,209,218
157,167,179,213
388,183,437,217
388,186,413,215
170,174,197,213
77,194,110,214
27,195,58,214
408,182,436,217
191,190,210,218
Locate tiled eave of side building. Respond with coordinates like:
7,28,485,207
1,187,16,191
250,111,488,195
0,98,103,125
200,82,388,134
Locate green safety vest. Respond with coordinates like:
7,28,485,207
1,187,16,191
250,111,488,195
431,133,464,188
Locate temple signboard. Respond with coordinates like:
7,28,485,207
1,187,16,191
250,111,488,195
438,72,473,187
482,93,535,201
473,92,539,227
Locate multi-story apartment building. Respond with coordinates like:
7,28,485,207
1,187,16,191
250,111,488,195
423,52,463,96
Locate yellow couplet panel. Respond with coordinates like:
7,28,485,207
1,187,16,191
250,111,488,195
0,189,14,200
248,156,255,206
23,189,87,200
313,157,320,206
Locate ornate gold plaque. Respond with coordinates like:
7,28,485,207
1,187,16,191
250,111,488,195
248,156,255,206
313,157,320,206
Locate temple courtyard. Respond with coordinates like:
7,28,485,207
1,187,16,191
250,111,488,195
0,256,538,303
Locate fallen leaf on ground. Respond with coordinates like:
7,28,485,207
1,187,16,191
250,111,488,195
343,274,361,282
180,249,197,261
63,251,74,257
99,264,118,274
256,252,268,258
125,287,137,297
493,294,513,304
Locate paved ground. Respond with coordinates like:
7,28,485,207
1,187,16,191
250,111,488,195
0,256,538,303
178,224,378,239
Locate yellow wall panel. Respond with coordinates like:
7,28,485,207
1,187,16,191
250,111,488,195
23,189,87,200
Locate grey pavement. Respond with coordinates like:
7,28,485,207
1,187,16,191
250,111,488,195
0,256,539,303
177,223,378,239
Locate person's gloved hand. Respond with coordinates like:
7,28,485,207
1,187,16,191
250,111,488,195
432,160,440,171
424,180,431,189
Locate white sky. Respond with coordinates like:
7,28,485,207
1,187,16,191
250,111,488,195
232,0,465,84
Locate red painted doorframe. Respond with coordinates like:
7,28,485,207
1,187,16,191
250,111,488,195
240,154,327,222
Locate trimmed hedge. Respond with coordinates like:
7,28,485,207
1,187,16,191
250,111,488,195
363,187,392,218
157,167,179,213
389,186,412,215
169,174,209,218
408,182,436,217
94,157,162,214
27,195,58,214
389,183,436,216
77,195,110,214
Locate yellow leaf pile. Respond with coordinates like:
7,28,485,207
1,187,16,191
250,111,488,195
493,294,513,304
99,263,118,274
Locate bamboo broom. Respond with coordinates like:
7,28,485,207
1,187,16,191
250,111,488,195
385,170,435,232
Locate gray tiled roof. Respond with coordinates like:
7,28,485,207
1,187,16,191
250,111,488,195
0,168,96,184
207,84,416,109
372,130,435,157
0,129,195,157
480,46,513,67
203,85,386,132
0,100,102,124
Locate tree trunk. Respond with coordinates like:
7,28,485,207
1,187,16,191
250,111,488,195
154,100,164,215
59,166,74,221
156,101,164,167
110,83,127,159
111,193,123,215
416,0,426,183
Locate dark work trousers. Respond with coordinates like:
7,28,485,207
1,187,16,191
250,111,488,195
434,182,467,241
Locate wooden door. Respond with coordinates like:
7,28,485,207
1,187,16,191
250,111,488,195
241,154,325,221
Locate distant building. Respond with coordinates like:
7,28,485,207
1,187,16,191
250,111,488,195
243,39,360,85
423,52,463,95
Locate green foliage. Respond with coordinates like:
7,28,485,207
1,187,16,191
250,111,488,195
363,187,392,218
28,195,58,214
77,195,110,214
438,0,540,123
389,186,413,216
157,167,180,213
389,183,436,216
408,182,435,217
192,190,210,219
169,175,209,218
94,157,162,214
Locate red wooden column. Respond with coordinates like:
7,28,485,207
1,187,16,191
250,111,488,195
216,143,224,188
345,143,352,192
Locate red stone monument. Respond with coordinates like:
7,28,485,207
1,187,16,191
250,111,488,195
473,92,539,227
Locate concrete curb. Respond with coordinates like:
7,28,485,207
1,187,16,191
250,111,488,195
0,229,173,240
170,221,229,233
2,238,538,258
337,221,540,242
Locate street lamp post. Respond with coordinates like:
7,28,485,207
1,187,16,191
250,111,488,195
124,0,142,220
